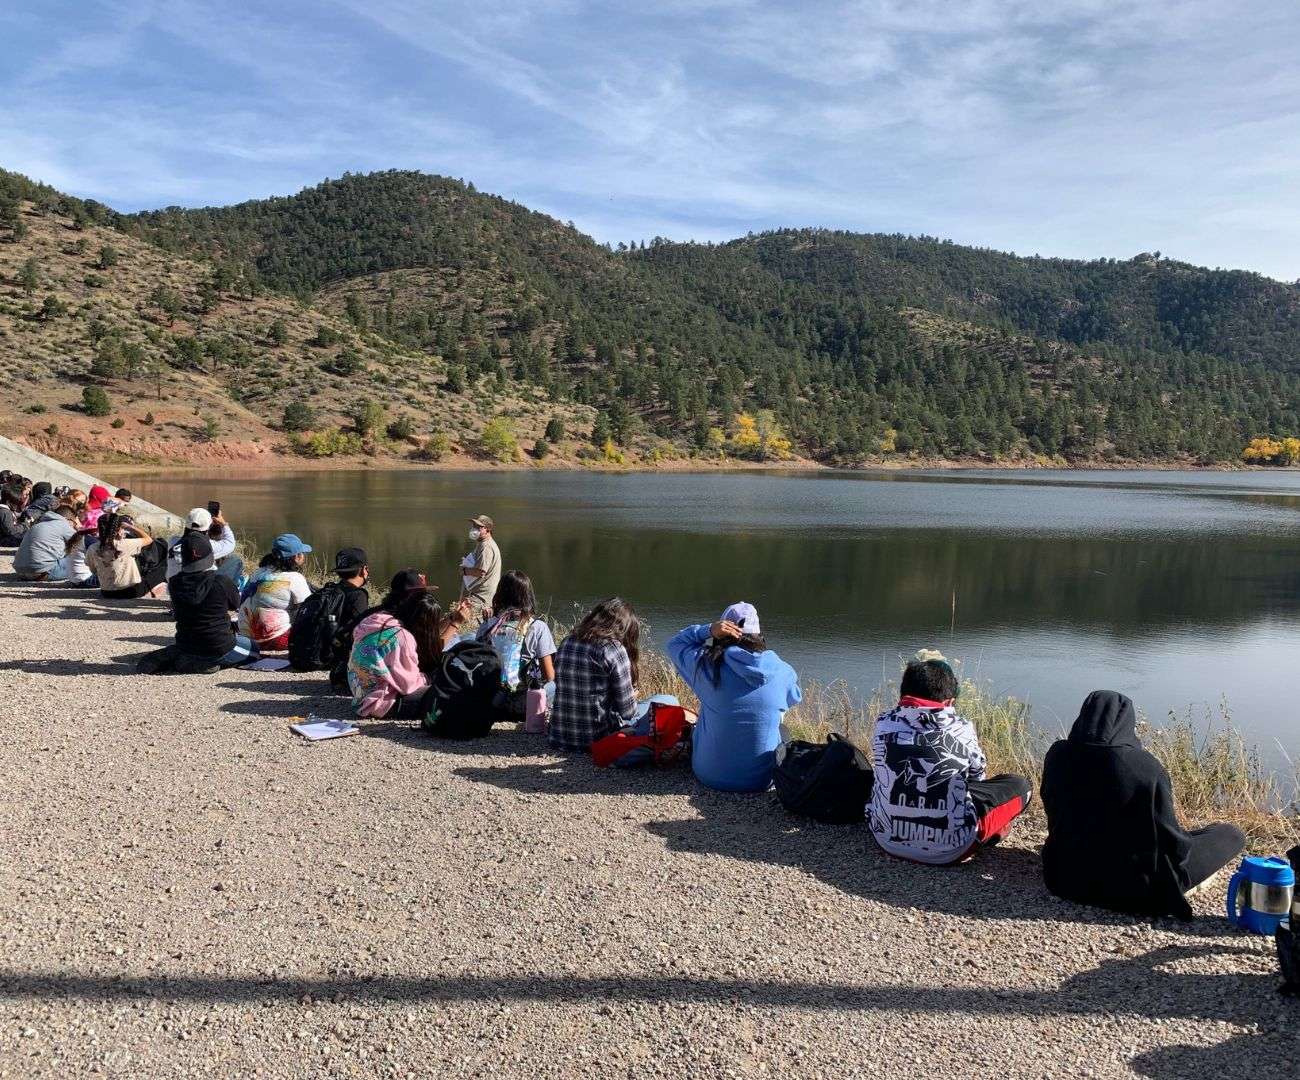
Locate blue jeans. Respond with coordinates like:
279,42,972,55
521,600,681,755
216,634,259,668
632,693,679,723
216,555,245,584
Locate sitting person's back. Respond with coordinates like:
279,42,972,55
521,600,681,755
167,533,256,668
14,505,76,580
86,513,168,599
347,588,465,719
1040,690,1245,918
549,598,640,752
238,534,313,649
0,485,28,546
666,602,801,792
867,651,1031,865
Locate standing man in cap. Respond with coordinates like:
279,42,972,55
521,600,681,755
459,514,501,630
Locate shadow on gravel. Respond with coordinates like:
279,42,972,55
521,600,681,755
0,658,127,677
644,792,1233,929
0,946,1285,1045
1131,1027,1298,1078
363,722,551,759
454,755,699,797
220,696,354,720
216,677,333,696
117,635,174,648
26,604,171,623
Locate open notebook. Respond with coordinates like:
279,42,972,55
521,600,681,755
289,718,359,741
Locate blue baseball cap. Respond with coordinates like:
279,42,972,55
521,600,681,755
272,533,313,558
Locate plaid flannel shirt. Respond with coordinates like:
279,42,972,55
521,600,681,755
548,637,637,752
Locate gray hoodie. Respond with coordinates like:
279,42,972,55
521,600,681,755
14,510,74,576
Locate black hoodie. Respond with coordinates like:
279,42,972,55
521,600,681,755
1040,690,1195,918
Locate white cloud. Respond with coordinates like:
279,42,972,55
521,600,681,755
2,0,1299,277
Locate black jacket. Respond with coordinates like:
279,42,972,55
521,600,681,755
170,571,240,659
1040,691,1196,918
0,505,26,546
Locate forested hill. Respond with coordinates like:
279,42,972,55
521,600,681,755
640,230,1300,371
11,166,1300,464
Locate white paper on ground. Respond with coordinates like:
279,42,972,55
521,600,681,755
290,718,359,741
245,657,290,671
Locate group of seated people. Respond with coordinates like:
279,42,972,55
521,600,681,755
0,482,1250,922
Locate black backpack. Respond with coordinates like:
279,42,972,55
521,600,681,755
289,583,348,671
421,640,504,740
774,732,874,824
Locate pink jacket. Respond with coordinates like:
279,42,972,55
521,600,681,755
347,611,430,718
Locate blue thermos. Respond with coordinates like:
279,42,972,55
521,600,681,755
1226,855,1294,934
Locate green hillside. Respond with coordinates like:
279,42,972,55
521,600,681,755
26,167,1300,464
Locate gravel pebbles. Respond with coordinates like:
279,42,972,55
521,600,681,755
0,560,1294,1078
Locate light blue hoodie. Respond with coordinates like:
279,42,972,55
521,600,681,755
666,623,802,792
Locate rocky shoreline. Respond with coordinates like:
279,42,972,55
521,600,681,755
0,557,1292,1078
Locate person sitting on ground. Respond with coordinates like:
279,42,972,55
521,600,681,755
19,482,57,526
13,504,78,581
549,597,646,752
85,512,169,599
458,514,501,630
81,485,111,530
475,571,558,714
154,532,257,672
867,650,1032,865
61,521,98,587
166,507,238,581
64,490,87,520
300,547,375,689
666,602,802,792
348,586,471,718
237,534,314,651
1040,690,1246,918
0,484,29,546
101,488,129,515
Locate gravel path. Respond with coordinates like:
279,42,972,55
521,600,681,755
0,559,1293,1078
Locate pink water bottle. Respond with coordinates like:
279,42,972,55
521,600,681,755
523,688,548,733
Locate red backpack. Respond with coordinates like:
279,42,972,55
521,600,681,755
590,702,695,768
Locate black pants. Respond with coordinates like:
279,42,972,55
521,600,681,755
1183,822,1246,890
386,687,434,720
102,555,167,599
966,773,1034,848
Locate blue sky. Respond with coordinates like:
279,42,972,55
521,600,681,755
3,0,1300,279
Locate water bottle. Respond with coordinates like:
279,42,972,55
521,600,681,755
1226,855,1295,935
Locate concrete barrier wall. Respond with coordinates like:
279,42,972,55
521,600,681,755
0,434,184,533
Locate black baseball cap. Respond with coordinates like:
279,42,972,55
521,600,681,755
334,547,368,574
180,530,214,572
388,568,434,595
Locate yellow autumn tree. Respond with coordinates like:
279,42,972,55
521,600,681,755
755,409,793,460
1281,437,1300,465
729,412,762,456
1242,437,1284,463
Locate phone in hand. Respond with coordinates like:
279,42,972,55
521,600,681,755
207,500,221,517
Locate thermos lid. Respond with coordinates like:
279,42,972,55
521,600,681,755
1241,855,1296,886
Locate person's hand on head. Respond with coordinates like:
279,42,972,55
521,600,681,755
709,620,743,642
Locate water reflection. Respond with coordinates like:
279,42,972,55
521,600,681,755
115,467,1300,761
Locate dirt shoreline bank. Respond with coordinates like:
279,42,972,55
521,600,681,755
0,556,1291,1078
73,455,1272,477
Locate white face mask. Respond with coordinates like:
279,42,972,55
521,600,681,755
468,527,481,541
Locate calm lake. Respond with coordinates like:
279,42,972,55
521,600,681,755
117,467,1300,761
